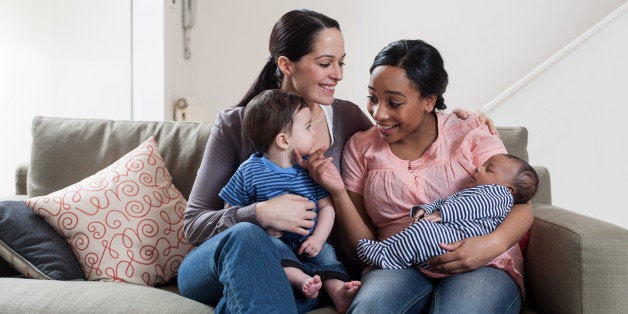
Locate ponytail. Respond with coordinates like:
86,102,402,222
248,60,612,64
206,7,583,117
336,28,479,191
237,10,340,108
236,59,281,107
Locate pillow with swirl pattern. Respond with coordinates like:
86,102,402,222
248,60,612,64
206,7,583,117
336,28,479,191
25,137,193,286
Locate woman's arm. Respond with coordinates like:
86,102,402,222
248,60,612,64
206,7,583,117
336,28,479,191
184,109,318,246
296,149,376,258
428,202,532,274
332,190,377,251
184,111,253,245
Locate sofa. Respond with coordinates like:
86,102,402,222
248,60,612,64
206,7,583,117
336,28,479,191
0,116,626,313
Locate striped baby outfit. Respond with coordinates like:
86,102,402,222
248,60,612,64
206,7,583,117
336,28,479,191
357,184,513,269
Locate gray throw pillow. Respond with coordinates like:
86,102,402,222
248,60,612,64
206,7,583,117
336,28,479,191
0,201,84,280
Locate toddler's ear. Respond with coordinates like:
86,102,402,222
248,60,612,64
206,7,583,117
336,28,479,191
275,133,290,149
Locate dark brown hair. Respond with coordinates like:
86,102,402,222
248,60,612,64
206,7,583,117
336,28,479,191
504,154,539,204
236,9,341,108
370,39,448,111
243,89,308,153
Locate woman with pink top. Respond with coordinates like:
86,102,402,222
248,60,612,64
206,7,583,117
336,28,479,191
300,39,531,313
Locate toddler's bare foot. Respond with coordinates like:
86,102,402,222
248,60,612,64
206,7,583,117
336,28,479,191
301,275,322,299
329,280,362,313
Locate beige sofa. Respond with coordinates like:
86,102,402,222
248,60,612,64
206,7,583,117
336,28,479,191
1,116,626,313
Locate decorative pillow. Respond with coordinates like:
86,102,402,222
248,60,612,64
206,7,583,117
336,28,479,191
0,200,84,280
25,137,193,286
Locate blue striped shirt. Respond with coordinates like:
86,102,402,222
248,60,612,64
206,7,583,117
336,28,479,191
219,153,328,239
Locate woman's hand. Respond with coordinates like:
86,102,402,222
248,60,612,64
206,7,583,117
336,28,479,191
452,108,498,136
427,234,502,274
295,147,345,196
255,194,317,236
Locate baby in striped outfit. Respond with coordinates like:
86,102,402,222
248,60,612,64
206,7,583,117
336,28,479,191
357,153,538,270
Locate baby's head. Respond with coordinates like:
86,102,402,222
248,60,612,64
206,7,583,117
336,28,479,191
243,89,312,154
472,153,539,204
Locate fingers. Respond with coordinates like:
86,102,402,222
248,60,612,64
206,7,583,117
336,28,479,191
427,241,464,273
294,149,307,168
291,218,315,236
297,147,329,169
438,241,462,252
488,119,499,136
298,241,320,257
410,209,424,224
451,108,470,119
309,146,328,159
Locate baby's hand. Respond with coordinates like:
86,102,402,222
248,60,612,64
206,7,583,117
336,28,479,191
423,210,442,223
410,208,425,225
298,236,324,257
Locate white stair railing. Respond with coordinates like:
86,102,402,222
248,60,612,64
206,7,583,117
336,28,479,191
482,1,628,114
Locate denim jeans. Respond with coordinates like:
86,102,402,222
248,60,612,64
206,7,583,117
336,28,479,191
349,266,521,314
270,236,349,281
177,222,321,314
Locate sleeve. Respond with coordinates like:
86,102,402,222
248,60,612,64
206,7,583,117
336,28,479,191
314,182,330,201
341,133,368,195
183,111,258,246
438,186,513,223
218,167,251,207
412,198,446,217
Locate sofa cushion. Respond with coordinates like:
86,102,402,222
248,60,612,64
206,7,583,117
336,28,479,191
27,116,212,198
0,277,211,312
0,200,84,280
26,137,193,286
495,126,528,161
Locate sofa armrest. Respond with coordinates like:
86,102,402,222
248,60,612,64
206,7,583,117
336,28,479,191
526,204,628,313
15,163,28,196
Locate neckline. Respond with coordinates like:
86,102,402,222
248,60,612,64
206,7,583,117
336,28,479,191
382,112,441,170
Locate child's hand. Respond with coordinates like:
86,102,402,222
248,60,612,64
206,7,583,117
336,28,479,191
410,209,425,225
423,210,442,223
298,236,324,257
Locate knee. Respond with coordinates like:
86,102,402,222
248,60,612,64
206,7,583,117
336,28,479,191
229,222,266,238
221,222,273,251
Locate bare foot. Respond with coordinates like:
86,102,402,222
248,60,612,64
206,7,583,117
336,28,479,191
301,275,322,299
328,280,362,313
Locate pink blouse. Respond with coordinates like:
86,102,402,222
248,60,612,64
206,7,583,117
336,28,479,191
342,112,524,292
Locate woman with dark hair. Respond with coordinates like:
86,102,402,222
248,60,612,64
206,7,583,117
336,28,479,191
303,39,531,313
178,9,496,312
177,9,372,313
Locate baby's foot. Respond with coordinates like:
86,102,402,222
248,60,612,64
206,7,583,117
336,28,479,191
330,280,362,313
301,275,322,299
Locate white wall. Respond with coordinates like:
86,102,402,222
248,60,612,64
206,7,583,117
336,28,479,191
132,0,164,121
0,0,132,196
489,4,628,229
182,0,626,123
1,0,627,231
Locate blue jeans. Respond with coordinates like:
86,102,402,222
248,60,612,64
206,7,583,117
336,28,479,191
271,236,349,281
177,222,321,313
349,267,521,314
